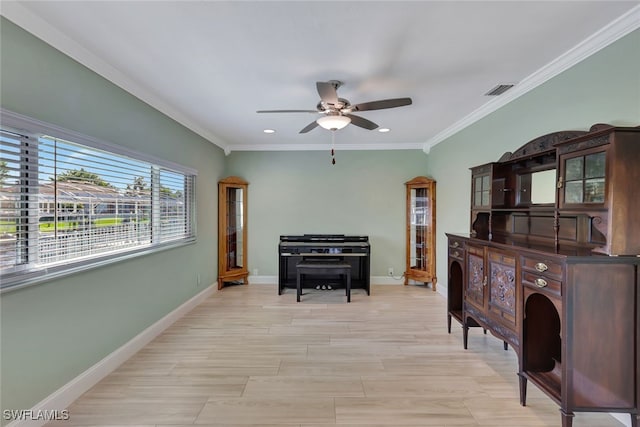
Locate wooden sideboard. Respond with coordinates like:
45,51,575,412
447,124,639,427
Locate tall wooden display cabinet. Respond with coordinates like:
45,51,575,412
218,176,248,289
404,176,437,290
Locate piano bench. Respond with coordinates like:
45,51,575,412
296,261,352,303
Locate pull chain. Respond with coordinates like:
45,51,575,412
331,130,336,165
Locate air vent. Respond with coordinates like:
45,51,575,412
485,84,515,96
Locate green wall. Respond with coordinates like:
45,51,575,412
426,29,640,292
1,13,638,420
224,149,429,278
0,17,226,415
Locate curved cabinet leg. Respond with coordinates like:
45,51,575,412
518,373,527,406
463,323,469,349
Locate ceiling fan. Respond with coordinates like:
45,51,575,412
257,80,412,133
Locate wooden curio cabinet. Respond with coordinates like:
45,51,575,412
404,176,436,290
218,176,248,289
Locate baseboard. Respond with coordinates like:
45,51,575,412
6,284,216,427
248,275,277,284
373,276,405,285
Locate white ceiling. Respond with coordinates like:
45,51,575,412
2,1,639,153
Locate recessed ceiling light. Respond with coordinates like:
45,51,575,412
378,128,390,133
263,129,275,134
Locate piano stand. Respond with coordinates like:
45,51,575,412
296,261,351,303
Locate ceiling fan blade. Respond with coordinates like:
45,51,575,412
347,114,378,130
352,97,412,112
299,121,319,133
257,109,319,113
316,81,339,106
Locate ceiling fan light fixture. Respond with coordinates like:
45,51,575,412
317,115,351,131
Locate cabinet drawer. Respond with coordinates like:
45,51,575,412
449,238,465,250
449,247,464,261
521,255,563,279
522,271,562,297
489,250,515,266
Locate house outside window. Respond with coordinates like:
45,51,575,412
0,111,197,291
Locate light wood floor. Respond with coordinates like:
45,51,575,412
48,284,626,427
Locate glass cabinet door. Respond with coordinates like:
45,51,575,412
225,187,244,270
409,187,429,271
562,151,606,205
473,174,491,208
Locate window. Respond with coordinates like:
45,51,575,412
0,111,196,291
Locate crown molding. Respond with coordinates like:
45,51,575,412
3,2,637,154
423,4,640,153
227,141,426,153
0,2,230,152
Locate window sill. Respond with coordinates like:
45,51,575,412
0,238,196,294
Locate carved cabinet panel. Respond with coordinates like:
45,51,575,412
464,244,519,350
487,250,517,329
465,245,486,311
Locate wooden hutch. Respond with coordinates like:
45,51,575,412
446,124,639,427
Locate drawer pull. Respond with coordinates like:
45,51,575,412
453,250,460,258
535,262,548,273
535,278,548,288
452,241,460,248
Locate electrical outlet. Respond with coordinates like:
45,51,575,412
388,267,394,276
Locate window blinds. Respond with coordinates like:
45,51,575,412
0,127,196,289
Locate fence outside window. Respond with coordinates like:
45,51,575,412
0,111,197,291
